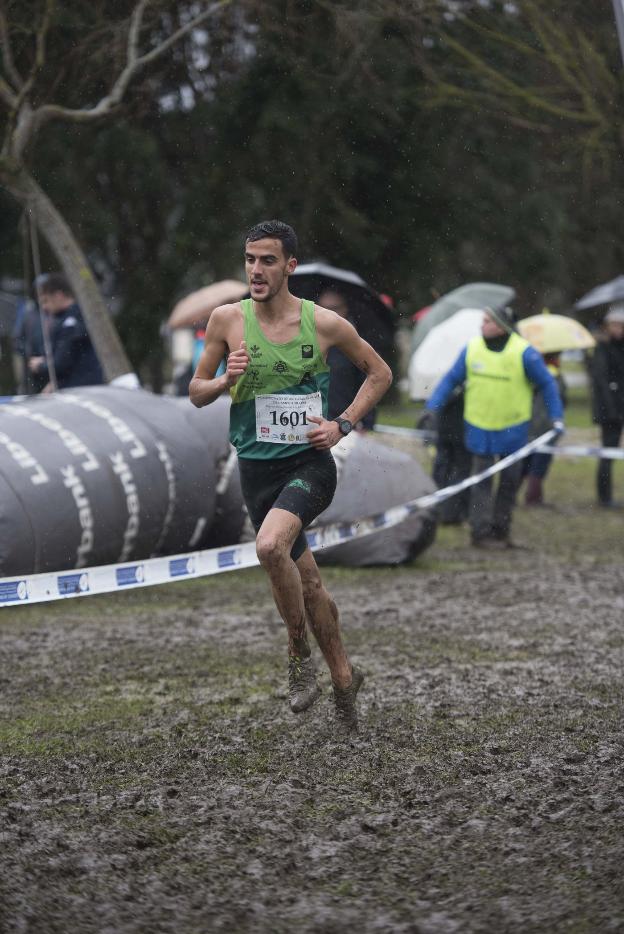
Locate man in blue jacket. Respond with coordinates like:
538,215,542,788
28,273,104,391
423,306,564,548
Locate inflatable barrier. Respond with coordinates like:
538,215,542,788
0,388,436,579
0,389,244,576
315,432,437,566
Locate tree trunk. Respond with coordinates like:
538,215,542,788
0,335,17,394
0,160,136,383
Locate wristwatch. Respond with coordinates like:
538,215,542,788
334,418,353,436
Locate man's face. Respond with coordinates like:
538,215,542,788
244,237,296,303
481,312,506,339
319,290,349,319
38,290,69,314
606,320,624,341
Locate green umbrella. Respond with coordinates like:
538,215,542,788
411,282,515,353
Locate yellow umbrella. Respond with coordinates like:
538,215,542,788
518,313,595,354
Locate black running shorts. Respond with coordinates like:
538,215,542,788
238,448,337,561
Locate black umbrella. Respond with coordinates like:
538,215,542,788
289,262,395,361
574,275,624,312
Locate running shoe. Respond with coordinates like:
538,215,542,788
332,666,364,736
288,655,321,713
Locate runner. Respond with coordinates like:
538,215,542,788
189,220,392,735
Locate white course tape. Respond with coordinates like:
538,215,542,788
535,443,624,460
374,424,434,439
374,424,624,460
0,430,555,609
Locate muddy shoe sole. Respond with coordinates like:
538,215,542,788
333,665,364,736
288,656,321,713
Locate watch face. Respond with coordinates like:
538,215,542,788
339,419,353,435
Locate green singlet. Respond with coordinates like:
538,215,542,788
229,298,330,460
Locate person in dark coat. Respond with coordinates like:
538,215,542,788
429,388,471,524
12,298,47,393
591,304,624,507
28,273,104,391
319,289,376,431
523,353,567,506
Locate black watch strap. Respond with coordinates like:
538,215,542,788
334,418,353,436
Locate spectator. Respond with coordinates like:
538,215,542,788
319,288,376,431
28,273,104,390
12,297,47,393
523,352,567,506
591,303,624,508
423,306,564,548
429,389,471,524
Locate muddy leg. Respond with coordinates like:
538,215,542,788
256,509,322,713
296,548,352,689
255,508,310,657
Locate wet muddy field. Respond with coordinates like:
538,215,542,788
1,451,624,933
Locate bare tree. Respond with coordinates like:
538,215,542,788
415,2,622,181
0,0,230,383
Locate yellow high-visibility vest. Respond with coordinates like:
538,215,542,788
464,332,533,431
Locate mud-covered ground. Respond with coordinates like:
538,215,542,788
1,444,624,933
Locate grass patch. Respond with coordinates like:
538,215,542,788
0,694,155,757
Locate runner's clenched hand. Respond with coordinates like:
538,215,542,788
225,340,249,387
307,415,341,450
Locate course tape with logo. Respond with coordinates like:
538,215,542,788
0,430,558,608
373,424,624,460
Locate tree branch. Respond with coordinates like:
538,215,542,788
438,33,601,125
35,0,55,71
18,0,55,103
0,74,18,108
29,0,230,131
424,81,553,133
127,0,149,70
4,0,56,158
0,1,24,92
5,0,229,159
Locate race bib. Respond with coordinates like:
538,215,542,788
255,391,322,444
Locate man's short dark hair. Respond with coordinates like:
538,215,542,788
245,220,298,259
37,272,73,297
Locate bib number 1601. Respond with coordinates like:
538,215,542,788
270,410,308,428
